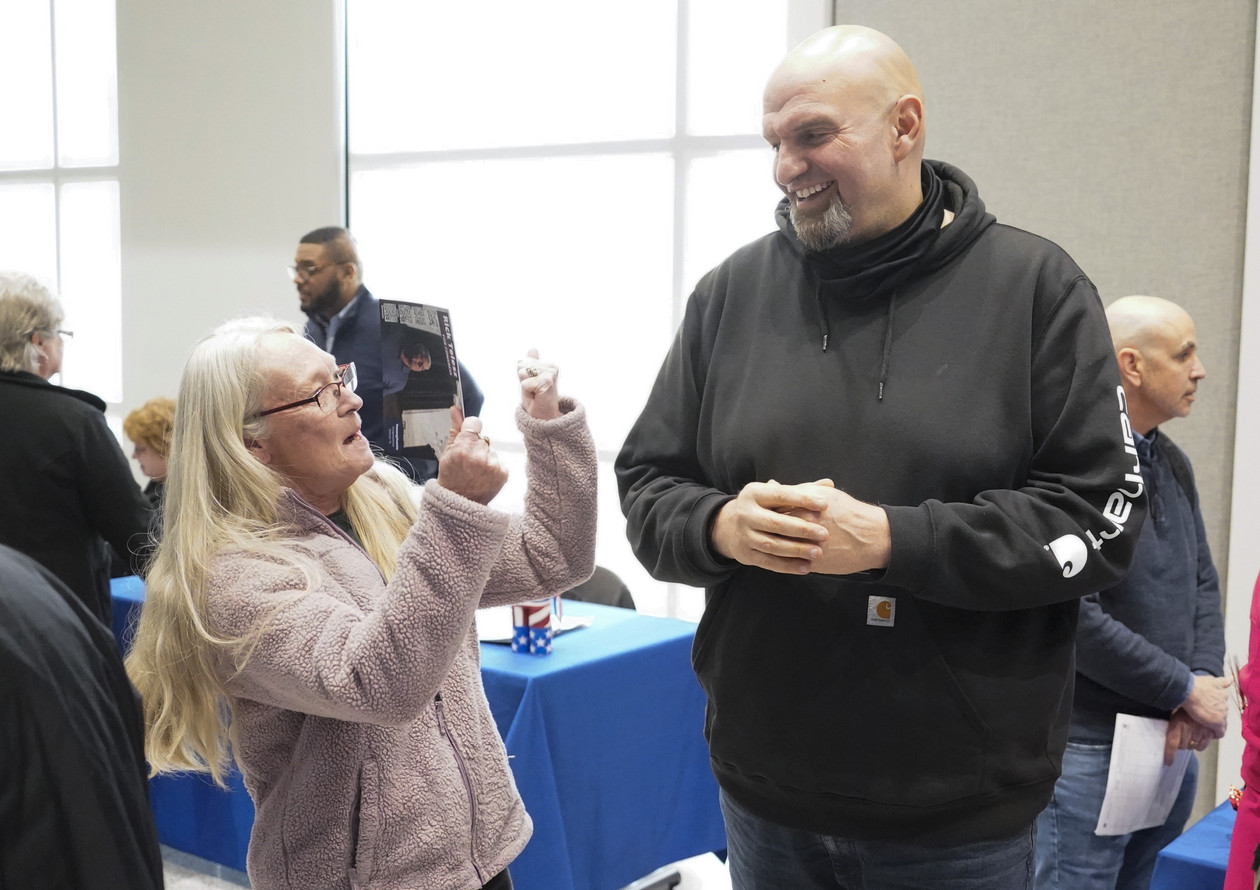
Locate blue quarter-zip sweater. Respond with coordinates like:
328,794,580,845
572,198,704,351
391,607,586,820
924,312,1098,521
1070,428,1225,741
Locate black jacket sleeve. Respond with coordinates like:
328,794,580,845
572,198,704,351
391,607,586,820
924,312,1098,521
76,412,155,576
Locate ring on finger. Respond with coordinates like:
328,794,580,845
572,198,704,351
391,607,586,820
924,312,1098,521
526,366,542,376
481,435,491,446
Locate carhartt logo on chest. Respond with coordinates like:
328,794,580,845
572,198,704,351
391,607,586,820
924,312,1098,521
866,596,895,627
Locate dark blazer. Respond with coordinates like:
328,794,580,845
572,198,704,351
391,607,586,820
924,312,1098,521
0,370,152,623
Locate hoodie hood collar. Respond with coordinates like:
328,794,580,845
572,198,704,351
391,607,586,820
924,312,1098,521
775,161,996,402
775,160,995,303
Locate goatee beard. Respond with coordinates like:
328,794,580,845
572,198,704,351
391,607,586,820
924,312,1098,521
790,194,853,252
304,278,344,321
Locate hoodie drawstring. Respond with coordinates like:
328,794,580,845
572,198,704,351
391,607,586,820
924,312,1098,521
877,293,896,402
815,275,831,353
816,279,897,401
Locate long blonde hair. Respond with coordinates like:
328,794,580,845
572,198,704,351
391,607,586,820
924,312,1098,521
125,318,419,785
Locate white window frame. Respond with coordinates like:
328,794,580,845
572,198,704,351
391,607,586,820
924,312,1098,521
345,0,831,618
0,0,122,405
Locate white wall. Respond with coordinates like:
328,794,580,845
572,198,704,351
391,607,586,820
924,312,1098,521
116,0,345,415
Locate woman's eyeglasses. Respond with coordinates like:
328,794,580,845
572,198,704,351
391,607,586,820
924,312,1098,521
259,363,357,417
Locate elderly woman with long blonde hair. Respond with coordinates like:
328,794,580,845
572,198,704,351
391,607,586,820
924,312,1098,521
125,318,596,890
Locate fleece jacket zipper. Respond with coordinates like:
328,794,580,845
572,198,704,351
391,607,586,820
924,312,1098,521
435,691,484,885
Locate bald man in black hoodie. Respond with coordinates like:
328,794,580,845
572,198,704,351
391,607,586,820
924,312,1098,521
618,24,1145,890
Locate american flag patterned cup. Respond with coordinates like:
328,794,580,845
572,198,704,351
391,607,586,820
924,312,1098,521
511,601,553,655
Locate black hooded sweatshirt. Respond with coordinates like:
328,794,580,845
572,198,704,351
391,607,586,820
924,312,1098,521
616,161,1145,844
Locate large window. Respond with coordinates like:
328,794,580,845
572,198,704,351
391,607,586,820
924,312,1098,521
0,0,121,402
347,0,828,617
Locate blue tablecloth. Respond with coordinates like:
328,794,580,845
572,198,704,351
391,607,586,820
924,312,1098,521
481,602,726,890
109,573,145,652
112,579,725,889
1150,799,1234,890
112,575,254,870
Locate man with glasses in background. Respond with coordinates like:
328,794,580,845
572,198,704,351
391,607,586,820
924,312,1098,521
291,226,483,481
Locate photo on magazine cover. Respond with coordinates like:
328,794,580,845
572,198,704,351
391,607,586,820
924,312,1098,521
379,300,466,464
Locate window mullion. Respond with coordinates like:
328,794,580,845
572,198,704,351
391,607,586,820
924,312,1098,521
48,0,63,292
664,0,694,620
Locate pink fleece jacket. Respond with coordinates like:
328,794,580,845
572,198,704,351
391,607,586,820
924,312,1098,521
204,401,596,890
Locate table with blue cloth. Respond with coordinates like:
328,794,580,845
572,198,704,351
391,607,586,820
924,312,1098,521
112,576,257,870
1149,799,1234,890
111,578,726,889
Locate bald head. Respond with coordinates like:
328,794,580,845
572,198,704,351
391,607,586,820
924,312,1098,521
1106,295,1205,434
770,26,923,115
763,26,927,247
1106,295,1194,352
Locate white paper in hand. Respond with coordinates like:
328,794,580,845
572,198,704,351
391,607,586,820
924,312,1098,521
1094,714,1191,836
